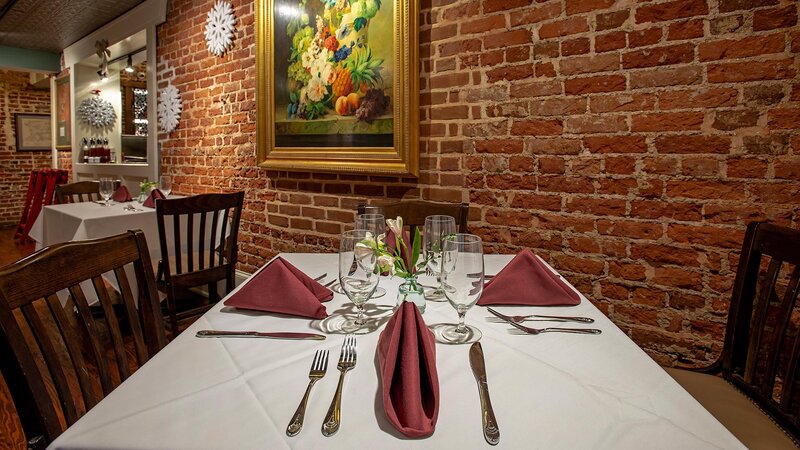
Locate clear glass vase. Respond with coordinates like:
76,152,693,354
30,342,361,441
396,275,426,314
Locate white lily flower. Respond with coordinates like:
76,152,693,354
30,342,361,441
377,254,394,270
386,216,403,236
354,241,374,260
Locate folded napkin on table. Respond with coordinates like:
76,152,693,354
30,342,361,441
478,248,580,306
112,185,132,202
377,301,439,438
142,189,166,208
223,257,333,319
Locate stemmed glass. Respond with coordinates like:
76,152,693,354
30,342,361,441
339,229,380,332
98,177,114,206
423,215,456,301
354,213,386,298
437,234,484,344
159,175,172,197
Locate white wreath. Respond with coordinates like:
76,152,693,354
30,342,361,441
205,1,236,57
158,83,182,134
78,96,116,128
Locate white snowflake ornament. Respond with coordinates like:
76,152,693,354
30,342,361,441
205,1,236,57
158,83,182,134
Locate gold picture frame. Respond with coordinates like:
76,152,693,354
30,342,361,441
256,0,419,176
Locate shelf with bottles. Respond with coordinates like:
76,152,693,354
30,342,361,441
80,137,116,164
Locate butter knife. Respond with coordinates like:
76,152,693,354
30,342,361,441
196,330,325,340
469,342,500,446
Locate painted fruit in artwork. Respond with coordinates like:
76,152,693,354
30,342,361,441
347,93,360,110
332,67,352,99
335,96,351,116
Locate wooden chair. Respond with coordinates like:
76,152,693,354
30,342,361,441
0,230,167,449
357,200,469,236
667,221,800,449
55,180,100,204
156,192,244,336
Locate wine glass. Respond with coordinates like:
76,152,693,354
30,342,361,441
437,234,484,344
423,215,456,301
98,177,114,206
354,213,386,298
159,175,172,197
339,229,380,331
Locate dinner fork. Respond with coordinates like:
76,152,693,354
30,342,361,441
487,307,594,324
286,350,329,436
322,334,356,436
506,319,602,335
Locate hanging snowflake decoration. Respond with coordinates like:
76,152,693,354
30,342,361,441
158,83,182,134
205,1,236,57
78,95,116,128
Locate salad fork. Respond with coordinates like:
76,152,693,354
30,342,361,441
287,350,329,436
322,334,356,436
487,307,594,324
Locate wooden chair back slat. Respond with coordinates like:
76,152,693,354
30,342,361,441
113,267,148,365
68,283,113,394
198,213,207,271
155,192,244,336
91,276,130,381
358,200,469,237
770,266,800,402
0,231,167,446
43,294,99,410
186,213,194,273
55,181,100,204
719,222,800,440
744,258,781,384
19,303,80,425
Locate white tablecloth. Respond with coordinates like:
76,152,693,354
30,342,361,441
49,254,744,449
29,201,163,259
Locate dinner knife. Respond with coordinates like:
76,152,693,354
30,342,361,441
469,342,500,446
196,330,326,340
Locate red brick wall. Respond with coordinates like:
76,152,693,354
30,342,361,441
157,0,800,365
0,70,52,226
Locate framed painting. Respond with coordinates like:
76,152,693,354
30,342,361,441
15,114,51,151
55,73,71,149
257,0,419,176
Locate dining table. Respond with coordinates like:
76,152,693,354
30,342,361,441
28,199,164,259
48,253,745,449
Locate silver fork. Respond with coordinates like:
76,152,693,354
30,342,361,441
487,307,594,324
322,334,356,436
287,350,329,436
507,320,602,335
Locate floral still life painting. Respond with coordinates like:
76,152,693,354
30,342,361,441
277,0,392,147
257,0,419,176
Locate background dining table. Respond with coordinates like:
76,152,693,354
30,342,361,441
48,253,744,449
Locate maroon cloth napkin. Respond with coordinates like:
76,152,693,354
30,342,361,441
112,185,132,202
478,248,580,306
142,189,166,208
377,301,439,438
223,257,333,319
386,229,416,274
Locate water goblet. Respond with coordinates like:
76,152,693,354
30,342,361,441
159,175,172,197
354,213,386,299
437,233,484,344
98,177,114,206
423,215,456,301
339,229,380,332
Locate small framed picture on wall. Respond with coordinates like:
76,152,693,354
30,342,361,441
15,113,52,151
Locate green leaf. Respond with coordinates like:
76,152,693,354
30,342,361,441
354,17,367,31
411,227,421,268
289,91,299,103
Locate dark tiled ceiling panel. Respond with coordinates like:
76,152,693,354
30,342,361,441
0,0,145,53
